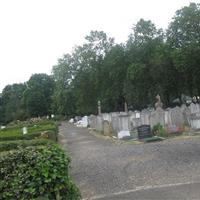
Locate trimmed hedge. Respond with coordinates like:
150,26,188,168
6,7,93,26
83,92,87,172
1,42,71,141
0,131,57,141
0,139,52,152
0,144,81,200
0,122,58,141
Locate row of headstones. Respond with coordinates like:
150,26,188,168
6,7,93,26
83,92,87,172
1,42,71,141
88,103,200,138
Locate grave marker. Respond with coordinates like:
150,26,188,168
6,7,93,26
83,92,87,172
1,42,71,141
137,125,152,139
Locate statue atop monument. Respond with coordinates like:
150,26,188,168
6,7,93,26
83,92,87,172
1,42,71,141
155,94,163,110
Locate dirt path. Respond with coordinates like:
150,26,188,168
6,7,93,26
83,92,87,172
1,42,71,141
59,122,200,199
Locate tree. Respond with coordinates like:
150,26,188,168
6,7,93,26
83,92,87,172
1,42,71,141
52,54,76,115
167,3,200,96
0,83,26,123
24,74,54,117
52,31,115,116
98,44,127,112
125,19,166,109
72,31,115,114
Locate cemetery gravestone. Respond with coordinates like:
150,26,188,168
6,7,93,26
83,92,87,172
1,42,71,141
22,127,28,135
103,120,113,136
118,130,130,139
137,125,152,139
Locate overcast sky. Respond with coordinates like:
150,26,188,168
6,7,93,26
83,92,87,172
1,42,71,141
0,0,198,92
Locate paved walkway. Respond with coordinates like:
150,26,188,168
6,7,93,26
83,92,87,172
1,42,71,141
59,122,200,199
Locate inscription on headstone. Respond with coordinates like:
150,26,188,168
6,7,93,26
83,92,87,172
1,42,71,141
137,125,152,139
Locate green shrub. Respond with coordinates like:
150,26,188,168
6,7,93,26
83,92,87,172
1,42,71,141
0,139,52,152
152,123,167,137
0,131,57,142
0,144,81,200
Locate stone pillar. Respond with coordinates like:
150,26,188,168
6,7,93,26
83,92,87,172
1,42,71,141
155,94,163,111
98,100,101,115
124,102,128,113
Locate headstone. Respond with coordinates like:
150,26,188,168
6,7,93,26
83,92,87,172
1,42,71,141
96,115,103,131
81,116,88,127
189,103,197,114
22,127,28,135
164,110,171,126
102,113,112,122
69,118,74,123
111,116,120,133
1,126,6,130
88,115,97,129
136,112,140,119
137,125,152,139
171,106,184,126
181,105,191,126
141,111,150,125
130,128,138,139
190,116,200,129
129,112,142,130
118,130,130,139
103,120,113,136
150,110,165,127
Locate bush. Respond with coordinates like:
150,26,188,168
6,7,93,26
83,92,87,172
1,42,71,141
0,144,81,200
0,139,52,152
152,123,167,137
0,131,57,142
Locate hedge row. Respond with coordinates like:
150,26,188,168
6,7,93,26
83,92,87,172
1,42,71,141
0,144,81,200
0,123,58,142
0,139,52,152
0,130,57,141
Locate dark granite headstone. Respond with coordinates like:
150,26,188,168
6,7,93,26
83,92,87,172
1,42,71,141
137,125,152,139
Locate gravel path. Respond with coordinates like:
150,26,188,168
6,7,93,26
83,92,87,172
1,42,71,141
58,122,200,199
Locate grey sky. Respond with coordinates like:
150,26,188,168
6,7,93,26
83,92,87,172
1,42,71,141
0,0,198,92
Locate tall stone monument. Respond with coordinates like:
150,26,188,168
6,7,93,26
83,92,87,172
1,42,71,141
150,94,165,127
124,102,128,113
155,94,163,110
98,100,101,115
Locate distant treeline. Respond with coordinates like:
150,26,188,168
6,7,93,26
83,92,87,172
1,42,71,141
0,3,200,124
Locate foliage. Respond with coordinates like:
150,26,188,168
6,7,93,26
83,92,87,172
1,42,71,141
0,144,81,200
167,3,200,96
0,84,26,123
0,74,54,124
23,74,54,118
0,139,52,152
0,121,58,141
0,3,200,120
152,123,167,137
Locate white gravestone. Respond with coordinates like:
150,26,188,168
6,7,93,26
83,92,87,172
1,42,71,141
22,127,28,135
118,130,130,139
